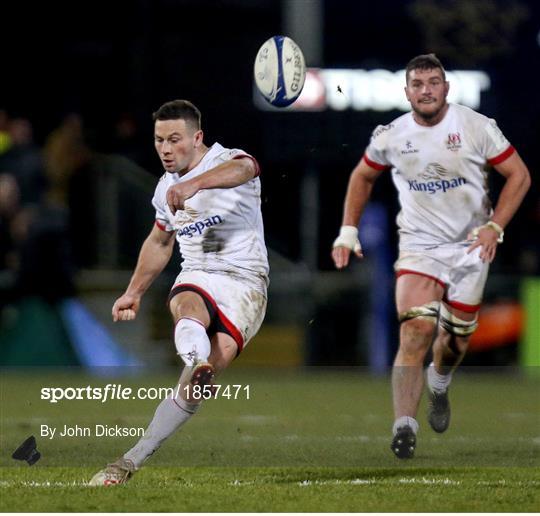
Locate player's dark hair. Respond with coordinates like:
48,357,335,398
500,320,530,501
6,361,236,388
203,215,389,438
152,100,201,130
405,54,446,83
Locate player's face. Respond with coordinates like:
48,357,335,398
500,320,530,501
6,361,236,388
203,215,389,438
405,68,449,123
154,119,203,174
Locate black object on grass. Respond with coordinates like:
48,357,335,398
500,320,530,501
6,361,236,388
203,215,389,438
12,435,41,465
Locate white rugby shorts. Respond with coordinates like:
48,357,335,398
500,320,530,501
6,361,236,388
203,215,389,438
394,243,489,312
168,270,267,353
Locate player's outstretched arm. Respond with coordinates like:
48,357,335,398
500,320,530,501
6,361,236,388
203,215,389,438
112,224,176,322
467,151,531,263
166,157,257,213
332,158,383,269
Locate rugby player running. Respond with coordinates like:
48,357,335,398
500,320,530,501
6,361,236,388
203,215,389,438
332,54,531,458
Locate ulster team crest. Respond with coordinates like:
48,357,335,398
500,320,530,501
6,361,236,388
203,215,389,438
446,132,462,151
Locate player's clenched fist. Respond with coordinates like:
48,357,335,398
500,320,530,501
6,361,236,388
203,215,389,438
112,293,141,322
166,181,199,213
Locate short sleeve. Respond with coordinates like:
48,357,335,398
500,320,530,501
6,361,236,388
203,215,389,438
364,124,392,170
152,176,175,232
482,118,515,165
217,148,261,177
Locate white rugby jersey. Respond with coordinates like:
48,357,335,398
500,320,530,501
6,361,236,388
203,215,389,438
152,143,269,285
364,103,514,249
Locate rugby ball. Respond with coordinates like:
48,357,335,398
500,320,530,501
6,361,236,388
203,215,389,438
254,36,306,107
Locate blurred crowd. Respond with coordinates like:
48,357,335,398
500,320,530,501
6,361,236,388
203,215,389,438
0,111,84,306
0,109,156,307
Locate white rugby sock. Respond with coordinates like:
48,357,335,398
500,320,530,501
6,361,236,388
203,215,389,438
427,362,452,394
393,416,419,436
124,393,200,468
175,317,211,366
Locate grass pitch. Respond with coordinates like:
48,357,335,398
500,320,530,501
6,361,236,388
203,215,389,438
1,367,539,512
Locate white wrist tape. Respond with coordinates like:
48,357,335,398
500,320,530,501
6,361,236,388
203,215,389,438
471,221,504,243
332,225,362,253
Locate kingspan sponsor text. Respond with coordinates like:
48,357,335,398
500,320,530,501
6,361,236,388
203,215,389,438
408,177,466,194
178,215,223,238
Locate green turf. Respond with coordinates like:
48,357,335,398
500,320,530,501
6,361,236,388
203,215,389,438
1,466,539,512
1,367,539,511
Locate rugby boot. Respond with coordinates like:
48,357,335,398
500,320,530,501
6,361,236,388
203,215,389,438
190,361,216,391
89,457,136,486
391,425,416,459
428,388,450,433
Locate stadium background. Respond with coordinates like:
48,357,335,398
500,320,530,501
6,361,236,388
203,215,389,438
1,1,539,511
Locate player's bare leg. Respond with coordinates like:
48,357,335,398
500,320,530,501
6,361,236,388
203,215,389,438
171,290,240,399
170,291,211,363
432,305,475,372
169,291,215,400
393,319,436,413
427,304,477,433
391,274,443,458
